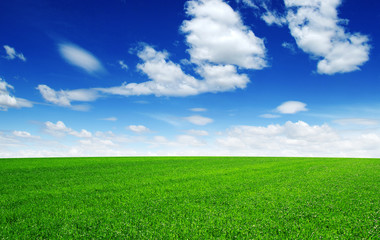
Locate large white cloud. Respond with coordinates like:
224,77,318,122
284,0,370,74
58,43,105,74
182,0,267,69
0,78,33,111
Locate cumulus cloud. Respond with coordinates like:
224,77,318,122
276,101,308,114
182,0,267,69
0,78,33,111
127,125,151,134
215,121,380,157
184,115,214,125
44,121,92,138
3,45,26,61
58,43,104,74
37,84,99,108
284,0,370,74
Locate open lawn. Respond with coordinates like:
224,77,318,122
0,157,379,239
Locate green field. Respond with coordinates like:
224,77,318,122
0,157,379,239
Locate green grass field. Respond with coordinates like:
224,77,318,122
0,157,379,239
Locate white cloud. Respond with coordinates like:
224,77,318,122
276,101,308,114
261,10,287,26
186,129,209,136
3,45,26,61
284,0,370,74
119,60,128,71
190,108,207,112
0,78,33,111
44,121,92,138
334,118,379,126
215,121,380,157
281,42,297,54
37,84,99,108
236,0,258,9
184,115,214,126
127,125,151,134
182,0,267,69
12,131,40,139
58,43,104,74
177,135,205,146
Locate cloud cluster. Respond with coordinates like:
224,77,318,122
44,121,92,138
284,0,370,74
0,78,33,111
39,0,265,105
2,120,380,158
3,45,26,61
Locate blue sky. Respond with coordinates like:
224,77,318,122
1,0,380,157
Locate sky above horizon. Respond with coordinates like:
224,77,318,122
1,0,380,158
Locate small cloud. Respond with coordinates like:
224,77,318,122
282,42,297,54
101,117,118,122
44,121,92,138
3,45,26,61
184,115,213,126
119,60,128,71
334,118,379,126
261,11,286,27
276,101,308,114
12,131,40,139
260,114,281,119
127,125,150,134
186,129,209,136
58,42,104,74
190,108,207,112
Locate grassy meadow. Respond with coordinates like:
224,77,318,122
0,157,379,239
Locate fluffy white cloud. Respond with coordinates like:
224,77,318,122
3,45,26,61
37,84,99,108
0,78,33,111
284,0,370,74
127,125,150,134
58,43,104,74
276,101,308,114
44,121,92,138
182,0,266,69
184,115,214,125
216,121,380,157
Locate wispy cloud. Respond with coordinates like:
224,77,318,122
184,115,213,126
334,118,379,126
190,108,207,112
259,113,281,119
3,45,26,61
58,42,104,74
44,121,92,138
119,60,128,71
0,78,33,111
100,117,118,122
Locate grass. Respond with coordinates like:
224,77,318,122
0,157,379,239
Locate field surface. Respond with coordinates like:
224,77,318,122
0,157,379,239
